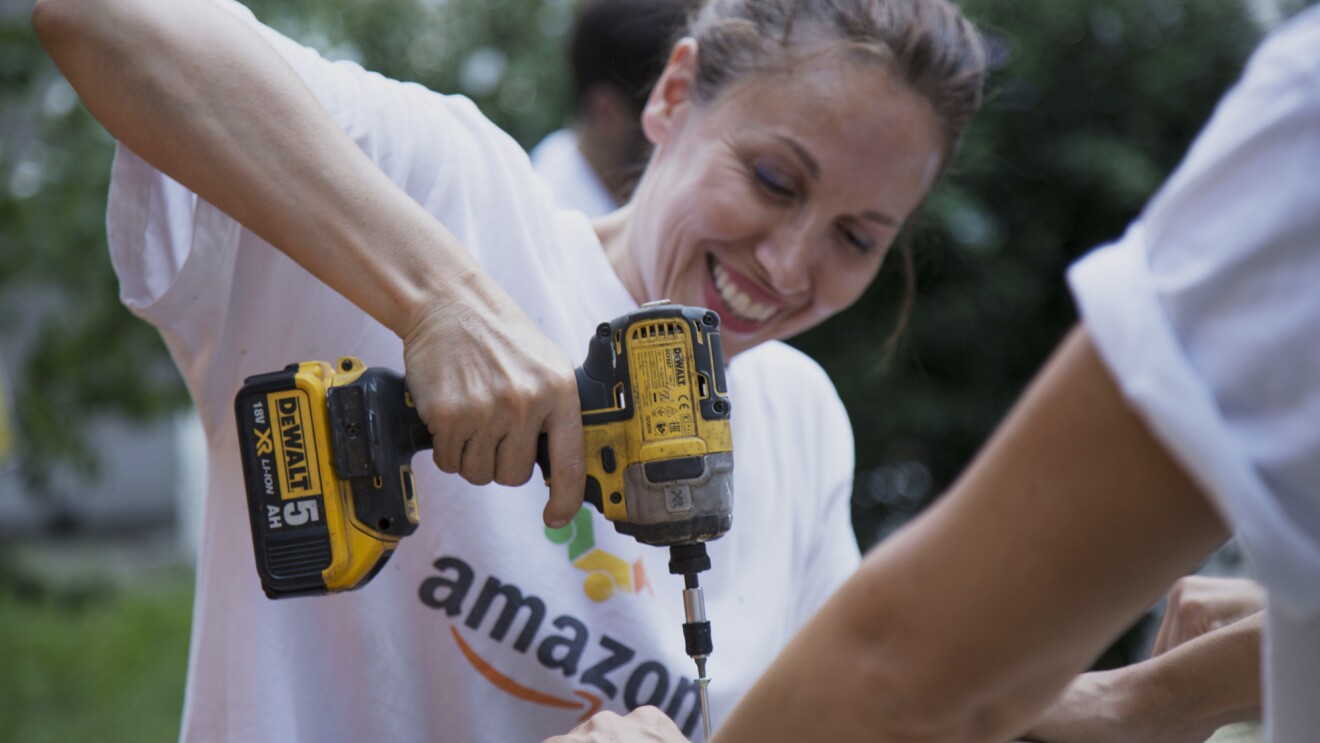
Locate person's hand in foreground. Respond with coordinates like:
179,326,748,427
1151,576,1264,656
1022,611,1263,743
543,706,689,743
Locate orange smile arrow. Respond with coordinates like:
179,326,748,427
450,625,603,721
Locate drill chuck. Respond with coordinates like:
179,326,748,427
668,542,712,575
670,544,715,663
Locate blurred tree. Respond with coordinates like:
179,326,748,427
1,14,189,494
243,0,574,146
790,0,1311,550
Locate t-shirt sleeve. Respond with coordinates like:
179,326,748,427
1067,9,1320,611
109,0,361,315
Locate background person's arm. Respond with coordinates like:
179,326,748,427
32,0,586,523
1152,576,1265,656
710,327,1229,742
1024,611,1262,743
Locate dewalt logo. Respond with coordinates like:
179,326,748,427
269,390,321,498
669,347,686,387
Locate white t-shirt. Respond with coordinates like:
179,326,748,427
529,128,618,218
1068,7,1320,740
106,2,860,741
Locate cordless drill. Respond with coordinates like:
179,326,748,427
233,302,733,712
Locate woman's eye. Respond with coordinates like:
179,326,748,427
838,222,876,253
752,163,796,199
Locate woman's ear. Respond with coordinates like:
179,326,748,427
641,38,698,148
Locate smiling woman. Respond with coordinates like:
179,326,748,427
603,47,943,354
31,0,985,740
599,0,985,357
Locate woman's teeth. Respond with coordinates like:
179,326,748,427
711,262,778,323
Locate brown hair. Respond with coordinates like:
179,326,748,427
686,0,987,167
685,0,988,357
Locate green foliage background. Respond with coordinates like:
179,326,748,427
2,17,185,493
803,0,1287,544
0,564,193,743
2,0,1312,530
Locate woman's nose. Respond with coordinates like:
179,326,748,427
754,227,814,297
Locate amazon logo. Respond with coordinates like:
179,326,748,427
545,508,652,602
419,555,703,735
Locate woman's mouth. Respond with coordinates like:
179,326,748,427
707,257,780,326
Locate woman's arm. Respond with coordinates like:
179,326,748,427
32,0,586,523
710,327,1229,742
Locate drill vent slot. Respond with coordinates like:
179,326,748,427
630,321,685,343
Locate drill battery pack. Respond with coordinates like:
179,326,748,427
234,358,427,598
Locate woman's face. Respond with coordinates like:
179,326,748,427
613,40,945,358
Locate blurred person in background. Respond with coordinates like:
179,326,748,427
547,5,1320,743
32,0,986,740
530,0,697,217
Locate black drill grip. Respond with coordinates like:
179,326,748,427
325,367,430,538
327,367,432,477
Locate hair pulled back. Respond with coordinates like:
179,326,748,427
686,0,987,166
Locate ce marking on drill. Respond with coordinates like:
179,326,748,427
677,394,693,428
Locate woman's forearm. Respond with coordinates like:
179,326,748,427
33,0,488,338
712,328,1229,742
